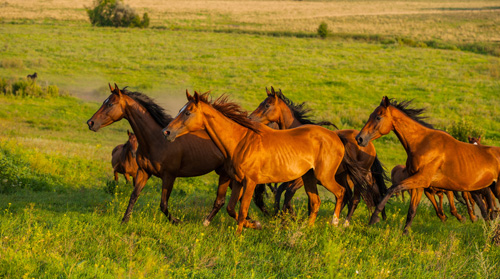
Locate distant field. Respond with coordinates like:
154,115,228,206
1,1,500,278
2,0,500,46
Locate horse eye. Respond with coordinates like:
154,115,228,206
265,103,270,108
376,116,381,121
108,103,114,107
185,111,191,116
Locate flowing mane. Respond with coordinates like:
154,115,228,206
197,92,260,133
277,91,338,129
389,99,434,129
121,87,174,127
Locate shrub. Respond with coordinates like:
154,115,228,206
86,0,149,28
0,77,64,98
446,119,484,143
317,22,328,39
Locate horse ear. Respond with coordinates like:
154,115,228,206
127,129,131,136
193,91,200,104
381,96,390,108
114,83,122,97
186,89,194,101
278,89,283,97
478,135,481,142
266,87,272,96
109,83,114,92
468,136,471,142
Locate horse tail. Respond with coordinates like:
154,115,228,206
370,155,389,197
317,121,338,130
337,133,374,208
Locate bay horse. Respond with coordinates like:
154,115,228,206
87,84,262,227
356,96,500,233
163,91,371,234
249,87,388,223
111,130,139,184
27,72,37,81
391,165,466,223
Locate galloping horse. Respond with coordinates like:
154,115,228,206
249,88,388,223
111,130,139,184
356,96,500,233
163,91,370,234
87,84,260,226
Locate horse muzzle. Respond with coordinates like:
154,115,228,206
355,133,369,147
162,128,177,142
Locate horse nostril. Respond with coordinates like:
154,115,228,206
87,120,94,128
356,136,363,145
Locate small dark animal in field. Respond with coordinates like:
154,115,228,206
27,72,37,81
112,130,139,184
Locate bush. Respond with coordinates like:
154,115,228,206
0,77,64,98
86,0,149,28
317,22,328,39
446,120,484,143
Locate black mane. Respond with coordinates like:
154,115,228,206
121,87,174,127
278,92,338,129
390,99,434,129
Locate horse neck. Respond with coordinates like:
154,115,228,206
390,106,430,155
201,103,250,159
123,97,165,153
279,105,302,129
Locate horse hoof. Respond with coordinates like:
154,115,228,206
331,216,340,226
254,221,262,230
343,220,350,227
368,214,380,225
170,217,180,225
203,219,211,227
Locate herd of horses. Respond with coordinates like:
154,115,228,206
87,84,500,234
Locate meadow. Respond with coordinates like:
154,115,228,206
1,0,500,278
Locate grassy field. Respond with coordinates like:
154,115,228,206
1,0,500,278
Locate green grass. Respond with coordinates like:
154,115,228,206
1,16,500,278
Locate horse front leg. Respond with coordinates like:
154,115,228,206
403,188,424,234
302,171,320,226
203,173,231,226
236,179,261,234
122,169,150,223
274,182,289,215
446,191,464,222
160,175,179,224
253,184,269,216
424,189,447,222
283,179,303,215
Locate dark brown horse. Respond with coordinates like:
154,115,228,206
391,165,466,222
249,87,388,224
111,130,139,184
163,91,371,234
87,84,260,227
356,96,500,233
27,72,37,81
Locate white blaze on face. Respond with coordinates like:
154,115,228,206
176,103,188,117
103,96,110,105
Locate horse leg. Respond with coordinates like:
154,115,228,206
283,179,303,215
302,170,320,226
471,191,489,220
369,167,436,226
314,168,346,227
124,173,130,184
403,188,424,234
253,184,269,216
463,192,478,222
344,184,360,225
446,191,464,222
235,179,261,234
203,174,231,226
424,189,447,222
159,175,179,224
122,169,150,223
274,182,289,215
114,171,119,182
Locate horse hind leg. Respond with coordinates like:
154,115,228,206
274,182,289,216
253,184,269,216
314,168,346,227
403,188,424,234
424,189,447,222
159,175,180,224
301,170,321,226
283,179,303,216
446,191,464,222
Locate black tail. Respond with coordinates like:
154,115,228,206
370,155,389,197
337,134,374,208
317,121,339,130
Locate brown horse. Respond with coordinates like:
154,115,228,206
356,96,500,233
111,130,139,184
87,84,260,226
391,165,467,222
249,87,388,223
163,91,371,234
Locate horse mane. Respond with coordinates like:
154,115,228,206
197,92,260,133
121,87,174,127
389,99,434,129
277,92,338,129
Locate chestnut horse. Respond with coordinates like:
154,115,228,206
87,84,262,226
356,96,500,233
391,165,467,222
111,130,139,184
163,91,371,234
249,88,388,223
